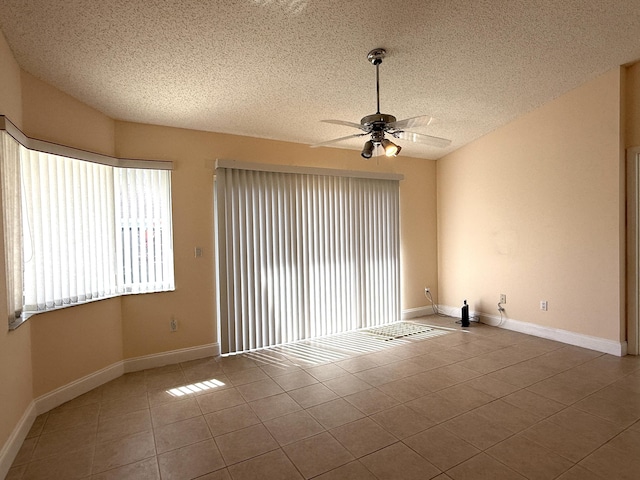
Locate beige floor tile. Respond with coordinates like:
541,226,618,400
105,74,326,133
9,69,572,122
216,355,259,373
260,362,304,378
486,434,573,480
446,452,526,480
180,358,224,383
145,370,187,391
237,378,285,402
92,430,155,474
101,375,147,401
527,372,607,405
376,376,433,402
329,417,397,457
521,419,606,462
335,356,380,374
313,460,376,479
6,465,27,480
343,388,400,415
23,445,94,480
158,439,225,479
323,374,372,396
287,383,339,408
154,415,211,454
90,457,160,480
488,361,556,388
370,404,434,439
409,364,481,392
100,393,149,419
11,436,38,466
573,385,640,427
196,387,246,415
32,422,97,460
204,403,261,436
462,375,520,398
97,409,152,443
555,464,605,480
404,425,480,471
303,363,349,382
306,398,365,429
441,412,513,450
546,407,623,444
263,410,324,446
195,468,232,480
227,449,303,480
214,423,279,465
405,393,469,424
579,440,640,479
42,403,100,434
151,397,201,427
25,414,47,439
353,365,406,386
501,389,565,420
226,367,270,386
283,432,355,479
272,370,318,391
359,442,440,480
473,399,539,433
435,383,495,411
248,392,302,421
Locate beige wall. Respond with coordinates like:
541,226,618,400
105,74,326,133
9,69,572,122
0,30,438,463
437,68,625,342
0,30,33,463
115,121,439,358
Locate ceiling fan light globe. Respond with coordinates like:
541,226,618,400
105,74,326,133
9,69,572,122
381,138,400,157
361,140,374,159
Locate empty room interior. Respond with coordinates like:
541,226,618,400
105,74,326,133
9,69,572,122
1,1,640,479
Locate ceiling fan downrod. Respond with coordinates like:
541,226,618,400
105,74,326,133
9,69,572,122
367,48,386,114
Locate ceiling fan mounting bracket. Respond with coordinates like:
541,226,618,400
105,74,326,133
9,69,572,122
367,48,386,65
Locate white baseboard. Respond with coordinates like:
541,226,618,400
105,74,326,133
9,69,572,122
439,304,627,357
35,362,125,415
401,306,434,320
123,343,219,373
1,342,220,478
0,401,36,480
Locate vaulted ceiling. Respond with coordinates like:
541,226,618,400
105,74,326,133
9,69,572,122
1,1,639,159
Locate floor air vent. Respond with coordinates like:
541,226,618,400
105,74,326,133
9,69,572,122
363,322,434,341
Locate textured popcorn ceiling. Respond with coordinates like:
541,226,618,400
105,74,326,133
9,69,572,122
1,0,639,159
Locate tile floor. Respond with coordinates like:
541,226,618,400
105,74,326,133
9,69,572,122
7,315,640,480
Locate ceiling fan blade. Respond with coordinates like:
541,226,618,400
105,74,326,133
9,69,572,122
321,119,368,131
311,133,368,148
396,131,452,148
387,115,433,130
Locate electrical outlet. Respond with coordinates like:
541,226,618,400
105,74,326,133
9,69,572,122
170,317,178,332
540,300,548,311
424,287,430,295
500,294,506,304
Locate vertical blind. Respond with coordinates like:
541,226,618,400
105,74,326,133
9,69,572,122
0,129,175,325
215,164,401,354
0,132,23,323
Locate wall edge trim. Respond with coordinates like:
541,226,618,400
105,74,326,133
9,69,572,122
123,343,220,373
438,304,627,356
0,401,36,480
401,306,434,319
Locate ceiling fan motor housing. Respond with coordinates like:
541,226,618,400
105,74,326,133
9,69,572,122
361,113,397,134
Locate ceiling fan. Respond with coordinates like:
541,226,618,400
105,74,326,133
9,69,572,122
312,48,452,158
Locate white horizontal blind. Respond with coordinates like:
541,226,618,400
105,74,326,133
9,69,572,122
215,166,400,354
20,150,174,313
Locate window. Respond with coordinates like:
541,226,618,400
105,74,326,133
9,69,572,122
0,125,174,328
